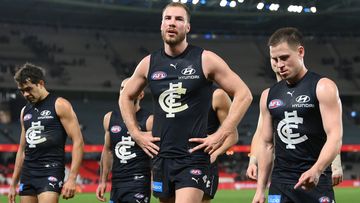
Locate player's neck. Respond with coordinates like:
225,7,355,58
39,89,49,100
286,67,308,85
135,104,141,112
164,41,188,57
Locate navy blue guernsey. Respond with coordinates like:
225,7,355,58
22,94,67,172
207,85,220,135
109,109,151,187
267,71,331,185
207,85,221,175
148,45,212,161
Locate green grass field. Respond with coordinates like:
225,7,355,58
1,188,359,202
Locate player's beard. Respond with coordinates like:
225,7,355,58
161,30,186,46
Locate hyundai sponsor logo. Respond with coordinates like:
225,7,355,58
181,67,196,75
40,110,51,116
295,95,310,103
38,109,54,119
293,95,314,108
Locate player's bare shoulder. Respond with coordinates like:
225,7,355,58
260,88,270,101
202,50,224,65
201,50,229,79
54,97,74,117
135,55,152,78
103,111,112,130
317,78,338,92
316,77,340,100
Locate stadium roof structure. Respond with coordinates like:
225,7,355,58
0,0,359,36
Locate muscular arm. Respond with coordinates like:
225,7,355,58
205,50,252,136
249,113,263,159
8,108,26,203
96,112,113,202
146,115,154,132
210,89,238,162
331,153,343,186
56,98,84,199
295,78,343,190
119,56,160,157
246,112,263,180
99,112,113,184
314,79,343,172
190,50,252,153
253,89,274,203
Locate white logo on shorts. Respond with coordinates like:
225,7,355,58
202,175,208,183
134,175,144,180
192,177,199,184
206,180,211,188
49,183,56,188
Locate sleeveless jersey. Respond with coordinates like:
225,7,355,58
109,109,151,187
207,85,221,175
207,85,221,135
148,45,212,161
267,71,331,185
22,94,67,171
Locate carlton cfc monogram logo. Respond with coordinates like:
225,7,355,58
115,136,136,163
159,82,188,118
26,121,46,148
277,111,308,149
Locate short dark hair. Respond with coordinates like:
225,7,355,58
162,2,191,23
268,27,304,48
14,63,46,85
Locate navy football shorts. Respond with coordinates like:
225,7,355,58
268,182,335,203
19,169,64,196
203,163,219,199
152,156,210,199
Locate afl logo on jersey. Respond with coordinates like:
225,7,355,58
111,125,121,133
181,67,196,75
269,99,284,109
151,71,167,80
24,114,32,121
